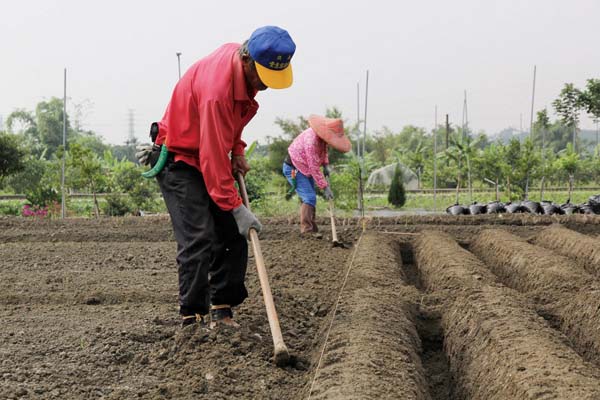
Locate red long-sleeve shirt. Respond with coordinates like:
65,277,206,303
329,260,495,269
156,43,259,211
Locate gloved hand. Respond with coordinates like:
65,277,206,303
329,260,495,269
135,144,153,166
232,205,262,239
323,164,331,177
324,186,334,200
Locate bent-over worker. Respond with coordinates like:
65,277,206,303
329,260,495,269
283,115,351,234
137,26,296,329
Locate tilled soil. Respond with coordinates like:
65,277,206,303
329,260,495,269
3,214,600,399
471,229,600,367
307,233,429,400
415,231,600,399
531,225,600,276
0,219,352,399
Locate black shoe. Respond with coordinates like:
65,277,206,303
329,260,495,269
181,313,208,328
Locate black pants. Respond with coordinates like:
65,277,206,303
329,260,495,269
156,158,248,316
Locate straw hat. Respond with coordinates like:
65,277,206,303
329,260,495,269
308,115,352,153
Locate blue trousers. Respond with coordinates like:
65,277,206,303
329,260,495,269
282,163,317,207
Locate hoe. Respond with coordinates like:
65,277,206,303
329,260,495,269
237,172,290,367
326,177,350,249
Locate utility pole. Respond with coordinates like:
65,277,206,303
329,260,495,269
61,68,67,219
433,106,438,212
361,70,369,221
176,52,182,80
356,82,361,157
462,90,468,138
529,65,537,140
356,82,362,213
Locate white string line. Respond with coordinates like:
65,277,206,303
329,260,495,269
306,232,365,400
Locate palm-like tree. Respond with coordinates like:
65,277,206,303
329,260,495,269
444,133,481,203
396,141,428,189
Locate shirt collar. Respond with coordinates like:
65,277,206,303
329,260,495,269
232,51,256,102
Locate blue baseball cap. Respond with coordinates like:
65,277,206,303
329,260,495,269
248,26,296,89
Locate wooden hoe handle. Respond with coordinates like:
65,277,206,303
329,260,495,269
236,173,290,365
328,199,339,243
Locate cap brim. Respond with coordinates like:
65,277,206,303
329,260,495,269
255,62,293,89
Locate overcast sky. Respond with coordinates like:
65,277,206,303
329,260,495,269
2,0,599,145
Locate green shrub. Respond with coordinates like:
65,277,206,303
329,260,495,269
103,193,133,216
388,163,406,207
0,200,23,216
68,198,95,217
26,187,60,208
329,170,358,211
245,156,272,202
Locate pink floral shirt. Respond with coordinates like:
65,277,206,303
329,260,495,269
288,128,329,189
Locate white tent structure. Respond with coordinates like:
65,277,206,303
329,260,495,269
367,163,419,190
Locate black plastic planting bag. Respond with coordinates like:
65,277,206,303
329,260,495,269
486,201,506,214
561,202,581,215
505,202,526,213
522,200,543,214
589,195,600,214
469,203,487,215
447,204,467,215
541,201,564,215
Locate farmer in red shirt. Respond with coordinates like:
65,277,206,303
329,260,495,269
138,26,296,328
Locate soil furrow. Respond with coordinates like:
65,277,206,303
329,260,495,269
397,241,453,400
531,225,600,276
415,231,600,399
307,233,431,400
471,229,600,365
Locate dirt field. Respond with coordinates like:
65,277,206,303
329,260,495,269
2,214,600,399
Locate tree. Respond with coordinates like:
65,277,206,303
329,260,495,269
388,163,406,208
68,143,106,217
36,98,71,158
581,79,600,121
519,138,542,199
533,108,551,149
371,127,395,165
581,79,600,148
7,98,72,159
0,132,25,185
474,143,506,201
399,140,427,189
443,142,463,204
6,109,45,157
503,138,521,199
445,133,482,203
554,143,580,202
72,131,110,157
103,150,158,213
553,83,583,151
